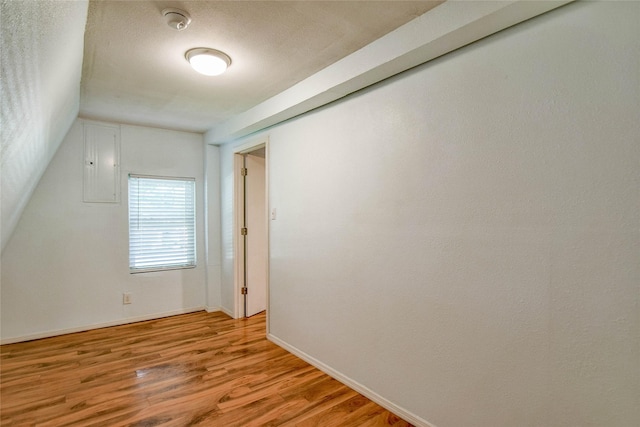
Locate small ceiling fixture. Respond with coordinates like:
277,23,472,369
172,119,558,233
162,8,191,31
185,48,231,76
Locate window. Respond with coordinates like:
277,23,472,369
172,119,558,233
128,175,196,272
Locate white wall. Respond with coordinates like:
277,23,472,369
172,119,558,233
1,119,207,342
205,144,222,310
219,145,237,314
219,2,640,426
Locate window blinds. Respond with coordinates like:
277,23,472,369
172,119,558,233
128,175,196,272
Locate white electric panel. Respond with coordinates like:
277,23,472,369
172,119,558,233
83,123,120,203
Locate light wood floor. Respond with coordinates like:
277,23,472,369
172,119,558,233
1,311,412,426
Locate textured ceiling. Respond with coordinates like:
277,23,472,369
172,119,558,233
80,0,443,133
1,0,88,252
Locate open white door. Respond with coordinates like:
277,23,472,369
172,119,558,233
244,152,267,317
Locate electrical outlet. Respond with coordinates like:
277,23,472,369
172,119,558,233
123,293,132,305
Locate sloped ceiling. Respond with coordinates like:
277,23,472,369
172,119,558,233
1,0,89,252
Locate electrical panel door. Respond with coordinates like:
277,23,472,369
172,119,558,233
83,123,120,203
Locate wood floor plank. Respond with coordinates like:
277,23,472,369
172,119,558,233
1,311,413,426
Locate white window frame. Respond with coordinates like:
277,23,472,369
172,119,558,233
128,174,196,273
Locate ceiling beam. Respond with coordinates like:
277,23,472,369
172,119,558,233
206,0,573,145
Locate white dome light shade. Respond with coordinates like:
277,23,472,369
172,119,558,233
185,48,231,76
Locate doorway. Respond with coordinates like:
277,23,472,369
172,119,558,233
234,141,268,319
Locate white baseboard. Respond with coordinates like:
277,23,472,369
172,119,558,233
220,306,235,318
267,333,436,427
1,307,206,345
204,306,221,313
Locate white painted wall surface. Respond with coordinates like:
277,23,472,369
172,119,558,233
1,119,207,342
205,144,222,311
219,146,237,315
219,2,640,426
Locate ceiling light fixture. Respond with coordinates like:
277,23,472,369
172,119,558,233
185,48,231,76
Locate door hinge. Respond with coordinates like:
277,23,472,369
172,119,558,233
241,227,248,235
241,167,248,176
241,287,248,295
